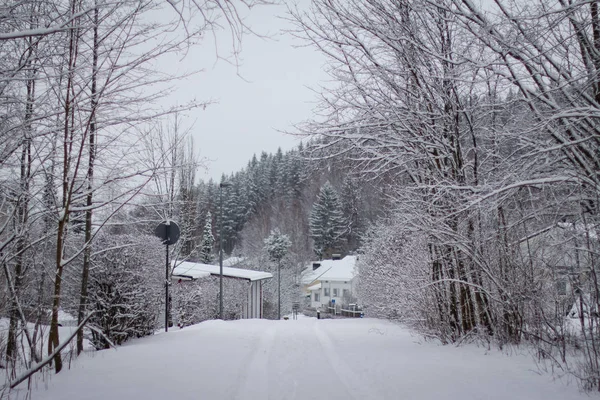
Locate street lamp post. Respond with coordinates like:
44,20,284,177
278,259,281,320
219,181,231,320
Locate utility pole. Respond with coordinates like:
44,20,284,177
278,259,281,320
219,181,231,320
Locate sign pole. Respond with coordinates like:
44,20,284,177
154,220,179,332
165,242,169,332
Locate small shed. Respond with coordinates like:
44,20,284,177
172,261,272,319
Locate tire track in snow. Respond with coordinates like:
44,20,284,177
233,324,277,400
313,322,385,400
265,321,315,400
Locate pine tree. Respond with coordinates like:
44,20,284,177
220,174,239,254
246,154,261,215
271,147,284,195
340,176,364,251
200,212,214,264
309,182,345,259
283,148,304,202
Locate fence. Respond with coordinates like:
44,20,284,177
326,303,363,318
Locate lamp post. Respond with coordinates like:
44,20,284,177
278,259,281,320
219,181,231,320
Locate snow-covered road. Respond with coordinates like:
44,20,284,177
24,317,590,400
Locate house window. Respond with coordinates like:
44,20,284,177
343,289,349,298
314,292,320,302
333,288,339,297
324,287,330,297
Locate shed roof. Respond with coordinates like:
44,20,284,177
307,282,322,291
173,270,211,280
173,261,273,282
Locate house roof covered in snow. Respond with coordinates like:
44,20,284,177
302,256,358,285
307,282,322,291
173,261,272,282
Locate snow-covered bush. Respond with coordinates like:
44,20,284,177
87,233,163,349
172,274,251,326
171,277,217,327
357,214,432,328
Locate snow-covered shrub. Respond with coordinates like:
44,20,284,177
357,215,432,329
221,277,251,320
87,233,163,349
171,276,218,327
172,274,251,326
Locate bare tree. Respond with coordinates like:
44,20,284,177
292,0,600,390
1,0,269,384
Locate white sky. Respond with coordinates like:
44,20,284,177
162,1,327,182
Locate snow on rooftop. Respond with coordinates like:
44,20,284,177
302,256,357,285
172,268,211,280
173,261,272,282
307,282,322,291
301,266,317,284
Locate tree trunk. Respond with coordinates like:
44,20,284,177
77,1,98,355
48,0,81,372
6,44,36,370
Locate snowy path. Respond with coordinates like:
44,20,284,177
20,317,591,400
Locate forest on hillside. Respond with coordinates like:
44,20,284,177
128,140,391,324
1,0,600,394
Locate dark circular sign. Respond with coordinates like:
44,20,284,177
154,220,181,245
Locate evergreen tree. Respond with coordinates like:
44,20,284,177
257,152,271,201
309,182,346,259
200,212,214,264
340,176,364,251
271,147,284,195
283,148,304,202
246,154,261,215
220,174,239,254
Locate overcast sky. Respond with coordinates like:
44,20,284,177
161,1,327,183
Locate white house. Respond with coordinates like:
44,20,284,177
172,261,272,319
302,256,358,310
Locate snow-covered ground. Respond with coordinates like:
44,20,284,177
14,317,592,400
1,314,93,392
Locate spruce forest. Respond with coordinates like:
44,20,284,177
1,0,600,394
